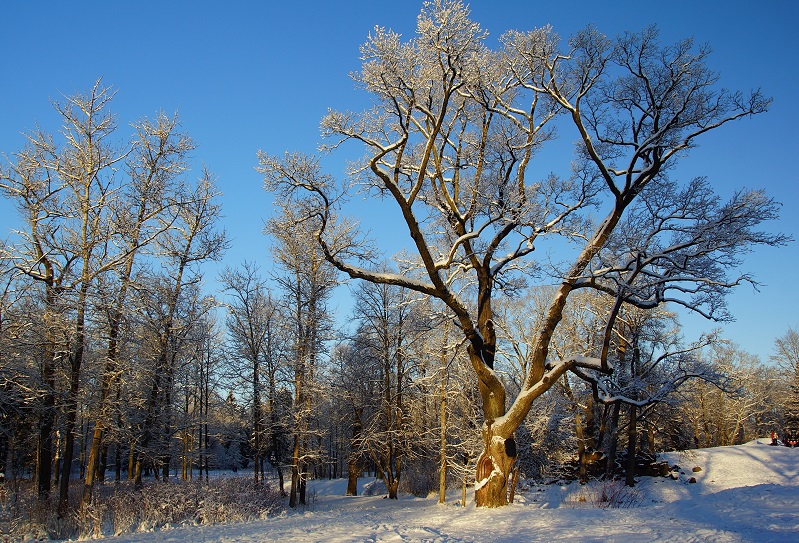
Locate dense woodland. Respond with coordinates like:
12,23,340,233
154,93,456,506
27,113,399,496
0,0,797,538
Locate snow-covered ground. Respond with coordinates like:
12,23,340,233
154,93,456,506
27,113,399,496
92,439,798,543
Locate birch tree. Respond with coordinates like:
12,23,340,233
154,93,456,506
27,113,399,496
259,0,784,506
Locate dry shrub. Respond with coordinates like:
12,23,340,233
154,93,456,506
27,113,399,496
4,477,283,540
563,479,644,509
95,477,282,537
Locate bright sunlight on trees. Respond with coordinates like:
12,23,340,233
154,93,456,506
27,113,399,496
259,0,787,507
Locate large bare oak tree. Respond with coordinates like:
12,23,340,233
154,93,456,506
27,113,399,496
259,0,785,506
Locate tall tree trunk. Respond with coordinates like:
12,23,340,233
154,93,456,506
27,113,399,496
625,403,638,487
469,297,517,507
115,442,121,482
37,284,59,500
461,453,470,507
346,409,362,496
59,282,90,517
53,431,61,486
37,382,55,500
253,357,262,484
289,434,301,508
473,343,515,507
83,376,111,503
625,344,641,487
605,402,621,479
99,443,108,482
596,403,609,454
128,438,136,481
575,408,587,484
83,301,126,503
58,361,81,516
438,352,448,504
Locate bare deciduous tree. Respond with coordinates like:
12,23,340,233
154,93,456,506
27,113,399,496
266,205,337,507
772,327,799,445
349,273,421,499
133,172,227,487
220,262,283,483
259,0,784,506
1,80,136,514
83,111,192,506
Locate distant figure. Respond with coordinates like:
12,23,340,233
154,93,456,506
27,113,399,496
771,431,779,446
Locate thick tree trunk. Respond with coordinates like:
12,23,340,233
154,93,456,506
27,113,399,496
37,407,55,499
470,340,516,508
474,426,516,507
346,466,359,496
346,409,362,496
289,434,301,508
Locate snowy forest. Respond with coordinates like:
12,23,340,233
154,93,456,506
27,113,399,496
0,1,797,540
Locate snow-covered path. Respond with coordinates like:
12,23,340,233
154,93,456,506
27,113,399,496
96,440,799,543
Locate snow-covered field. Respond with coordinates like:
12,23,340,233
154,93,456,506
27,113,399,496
94,440,798,543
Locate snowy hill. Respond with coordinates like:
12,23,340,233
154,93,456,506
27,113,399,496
94,439,798,543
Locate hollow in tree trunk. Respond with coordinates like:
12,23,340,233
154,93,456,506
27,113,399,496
474,425,517,507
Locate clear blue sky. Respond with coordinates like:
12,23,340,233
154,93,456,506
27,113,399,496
1,0,796,361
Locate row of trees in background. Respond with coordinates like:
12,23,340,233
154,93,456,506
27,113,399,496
0,126,795,508
0,81,228,518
